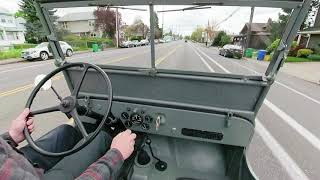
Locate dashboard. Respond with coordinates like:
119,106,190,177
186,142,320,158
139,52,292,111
81,98,255,147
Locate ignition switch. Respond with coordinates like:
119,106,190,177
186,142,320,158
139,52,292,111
155,114,166,131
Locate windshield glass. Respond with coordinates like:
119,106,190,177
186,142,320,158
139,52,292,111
53,5,287,76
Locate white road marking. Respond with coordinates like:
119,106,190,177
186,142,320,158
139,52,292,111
194,44,320,150
255,119,310,180
191,43,312,179
216,53,320,106
191,43,231,73
188,43,215,72
0,62,51,74
264,99,320,151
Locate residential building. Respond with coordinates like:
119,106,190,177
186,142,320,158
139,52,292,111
57,11,101,37
297,9,320,51
0,7,26,50
235,18,272,49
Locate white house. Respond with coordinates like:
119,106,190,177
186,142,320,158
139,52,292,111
57,11,102,37
0,7,26,50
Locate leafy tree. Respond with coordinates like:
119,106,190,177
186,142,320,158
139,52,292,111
17,0,47,43
220,34,231,46
124,17,149,40
212,31,227,46
94,7,121,38
191,26,205,42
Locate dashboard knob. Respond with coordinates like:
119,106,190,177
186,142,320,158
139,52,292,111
124,120,133,128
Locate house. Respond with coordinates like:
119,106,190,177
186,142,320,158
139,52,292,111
57,11,102,37
297,10,320,51
236,18,272,49
0,7,26,50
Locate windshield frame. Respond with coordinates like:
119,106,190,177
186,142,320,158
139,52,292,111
34,0,312,79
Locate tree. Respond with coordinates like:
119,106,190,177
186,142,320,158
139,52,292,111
191,26,205,42
220,34,231,46
18,0,47,43
124,17,149,40
212,31,227,46
94,7,121,38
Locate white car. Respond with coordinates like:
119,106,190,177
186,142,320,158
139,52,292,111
140,39,149,46
21,41,73,61
120,41,134,48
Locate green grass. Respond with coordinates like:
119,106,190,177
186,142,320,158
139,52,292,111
285,56,313,62
73,47,91,52
0,49,22,60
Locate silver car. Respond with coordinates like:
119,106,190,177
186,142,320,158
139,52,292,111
21,41,73,61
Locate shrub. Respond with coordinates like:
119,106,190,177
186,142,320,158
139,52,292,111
307,54,320,61
288,44,304,57
297,49,313,57
13,43,37,49
266,39,280,54
220,35,231,46
0,49,22,60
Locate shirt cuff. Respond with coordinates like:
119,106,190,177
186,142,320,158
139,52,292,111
105,148,124,172
0,132,18,147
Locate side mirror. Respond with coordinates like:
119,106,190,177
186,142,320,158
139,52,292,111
34,74,52,91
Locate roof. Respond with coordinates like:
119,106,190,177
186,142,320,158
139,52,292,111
57,11,95,22
0,7,11,15
240,21,271,35
36,0,304,9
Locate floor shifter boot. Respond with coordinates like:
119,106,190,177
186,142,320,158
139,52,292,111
137,149,151,165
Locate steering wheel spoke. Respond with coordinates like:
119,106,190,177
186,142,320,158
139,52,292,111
72,65,90,96
30,105,61,116
70,109,89,139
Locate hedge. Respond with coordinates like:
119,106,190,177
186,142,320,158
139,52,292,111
13,43,37,49
297,49,313,57
307,54,320,61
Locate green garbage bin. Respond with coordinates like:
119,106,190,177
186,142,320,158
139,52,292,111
92,43,99,52
245,48,254,58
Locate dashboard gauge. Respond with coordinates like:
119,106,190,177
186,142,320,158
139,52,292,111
130,113,143,125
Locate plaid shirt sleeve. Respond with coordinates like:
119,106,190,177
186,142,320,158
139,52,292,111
76,148,124,180
0,137,43,180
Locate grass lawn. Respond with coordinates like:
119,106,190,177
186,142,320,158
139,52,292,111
0,49,22,60
285,56,313,62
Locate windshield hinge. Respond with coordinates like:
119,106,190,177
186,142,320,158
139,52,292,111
225,112,233,128
277,40,287,51
139,68,158,76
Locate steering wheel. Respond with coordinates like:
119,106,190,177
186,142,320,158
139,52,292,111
23,62,113,157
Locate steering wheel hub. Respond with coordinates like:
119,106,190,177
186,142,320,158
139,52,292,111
60,96,76,113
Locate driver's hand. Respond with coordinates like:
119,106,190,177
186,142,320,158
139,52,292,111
110,129,136,160
9,108,34,144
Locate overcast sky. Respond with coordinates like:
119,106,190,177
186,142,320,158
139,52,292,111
3,0,282,35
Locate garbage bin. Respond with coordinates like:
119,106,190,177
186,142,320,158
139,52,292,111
92,43,99,52
257,50,267,61
245,48,254,58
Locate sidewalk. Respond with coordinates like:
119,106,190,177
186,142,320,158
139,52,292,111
281,62,320,84
245,57,320,84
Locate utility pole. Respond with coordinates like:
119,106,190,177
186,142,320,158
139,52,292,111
115,8,119,48
246,7,254,49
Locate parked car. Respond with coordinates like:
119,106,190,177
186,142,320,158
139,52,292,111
131,40,140,47
140,39,149,46
218,44,243,58
21,41,73,61
120,41,134,48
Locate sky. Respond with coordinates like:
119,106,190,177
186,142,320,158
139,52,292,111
3,0,282,35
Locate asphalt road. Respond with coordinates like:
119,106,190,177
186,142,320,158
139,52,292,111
0,41,320,180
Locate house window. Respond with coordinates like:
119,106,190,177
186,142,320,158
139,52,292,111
62,22,68,29
1,19,5,23
8,19,13,23
89,20,95,27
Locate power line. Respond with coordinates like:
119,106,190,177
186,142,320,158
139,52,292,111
216,7,240,26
